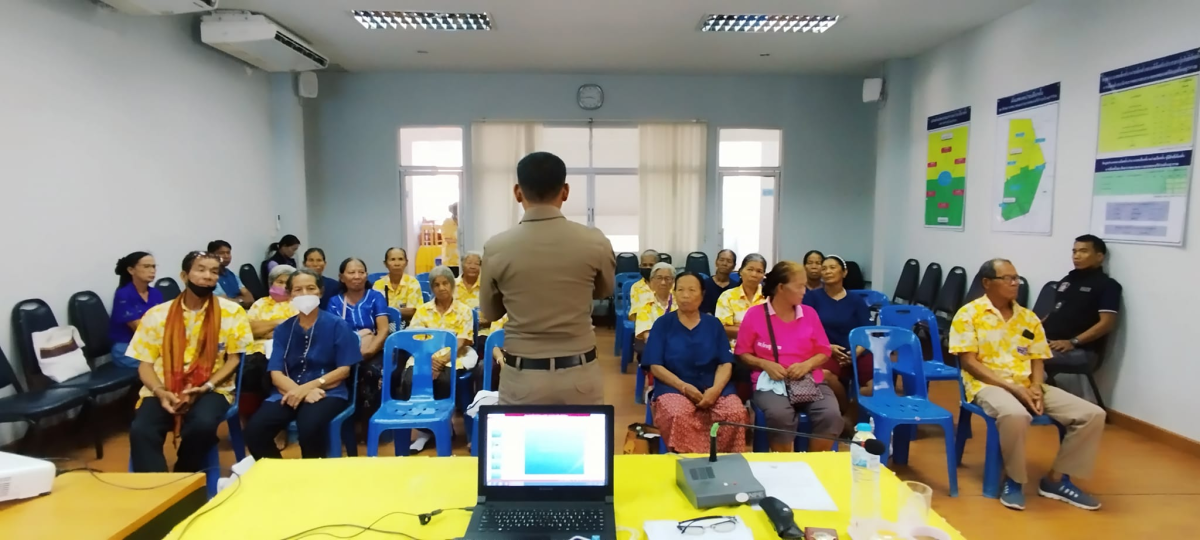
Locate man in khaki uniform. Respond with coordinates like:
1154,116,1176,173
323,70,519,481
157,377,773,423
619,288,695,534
481,152,615,405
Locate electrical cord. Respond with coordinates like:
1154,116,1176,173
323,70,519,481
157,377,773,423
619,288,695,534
278,507,473,540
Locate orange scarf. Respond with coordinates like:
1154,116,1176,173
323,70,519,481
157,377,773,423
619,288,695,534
162,295,221,396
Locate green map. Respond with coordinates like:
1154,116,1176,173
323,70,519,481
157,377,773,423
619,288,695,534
999,119,1047,221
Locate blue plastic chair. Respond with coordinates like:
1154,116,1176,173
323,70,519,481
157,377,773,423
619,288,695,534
367,272,387,288
422,290,433,303
850,326,958,496
878,305,959,382
286,364,360,458
849,289,890,324
417,273,432,298
954,360,1065,498
385,307,403,333
367,329,458,457
616,277,640,373
453,309,482,414
613,272,641,357
127,357,246,499
470,329,505,457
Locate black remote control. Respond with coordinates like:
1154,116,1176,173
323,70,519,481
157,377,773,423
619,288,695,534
760,496,804,539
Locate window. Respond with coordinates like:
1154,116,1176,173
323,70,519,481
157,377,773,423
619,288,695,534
535,125,640,251
718,129,782,261
399,127,463,268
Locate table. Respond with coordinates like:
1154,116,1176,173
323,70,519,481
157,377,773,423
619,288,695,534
165,454,964,539
0,471,205,540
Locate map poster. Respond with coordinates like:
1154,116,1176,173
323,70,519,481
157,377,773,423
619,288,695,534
1091,48,1199,246
925,107,971,229
993,83,1060,235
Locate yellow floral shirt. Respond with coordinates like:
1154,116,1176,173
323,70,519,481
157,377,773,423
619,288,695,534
715,285,766,326
629,279,653,318
129,297,252,405
372,274,423,309
408,300,474,367
488,314,508,334
245,297,298,355
634,296,678,337
456,276,481,309
949,296,1051,401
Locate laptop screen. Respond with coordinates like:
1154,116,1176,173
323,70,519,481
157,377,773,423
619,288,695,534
484,412,608,487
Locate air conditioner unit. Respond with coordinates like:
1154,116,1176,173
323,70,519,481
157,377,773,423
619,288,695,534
97,0,217,16
201,12,329,72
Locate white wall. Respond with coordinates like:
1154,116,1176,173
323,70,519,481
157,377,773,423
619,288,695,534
872,0,1200,439
0,1,277,442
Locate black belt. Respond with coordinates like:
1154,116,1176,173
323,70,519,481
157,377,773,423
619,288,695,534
502,349,597,370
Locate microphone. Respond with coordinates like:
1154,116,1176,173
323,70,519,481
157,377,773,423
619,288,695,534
708,421,886,462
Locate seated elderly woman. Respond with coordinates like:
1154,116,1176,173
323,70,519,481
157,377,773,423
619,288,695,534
301,248,340,310
736,261,843,452
245,269,360,459
643,272,746,453
700,249,738,315
401,265,477,401
109,251,163,369
456,251,483,309
241,264,299,416
372,247,423,321
716,253,768,342
633,262,679,352
803,255,873,429
327,257,390,363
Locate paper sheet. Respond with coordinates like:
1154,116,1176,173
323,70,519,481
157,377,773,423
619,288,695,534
748,461,838,512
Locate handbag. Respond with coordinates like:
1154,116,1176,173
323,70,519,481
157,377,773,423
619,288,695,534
31,326,90,383
763,306,822,405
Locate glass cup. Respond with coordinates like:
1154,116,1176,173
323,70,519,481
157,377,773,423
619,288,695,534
897,481,933,529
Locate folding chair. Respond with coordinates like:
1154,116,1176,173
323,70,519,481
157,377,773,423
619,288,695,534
616,253,639,275
154,278,181,302
913,263,943,308
892,259,920,304
240,263,266,300
684,252,710,275
657,253,672,264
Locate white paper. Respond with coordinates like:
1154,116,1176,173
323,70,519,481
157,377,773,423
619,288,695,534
748,461,838,512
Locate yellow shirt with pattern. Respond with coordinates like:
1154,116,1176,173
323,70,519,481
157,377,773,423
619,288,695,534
634,295,678,337
456,276,481,309
245,297,298,355
949,296,1051,401
408,299,474,367
488,314,508,334
629,279,653,319
129,297,252,405
715,285,766,326
372,274,423,309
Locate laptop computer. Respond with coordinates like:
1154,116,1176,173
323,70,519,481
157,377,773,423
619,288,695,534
463,405,618,540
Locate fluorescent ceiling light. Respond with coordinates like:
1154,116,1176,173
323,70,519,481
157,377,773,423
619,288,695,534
700,14,840,33
351,11,492,31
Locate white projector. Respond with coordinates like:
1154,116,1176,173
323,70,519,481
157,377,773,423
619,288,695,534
0,452,55,502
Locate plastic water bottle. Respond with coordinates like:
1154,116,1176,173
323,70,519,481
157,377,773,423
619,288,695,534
850,422,881,532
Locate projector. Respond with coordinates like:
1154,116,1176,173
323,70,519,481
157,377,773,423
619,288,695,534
0,452,55,502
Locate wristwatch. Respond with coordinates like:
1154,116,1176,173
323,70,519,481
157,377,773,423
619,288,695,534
1069,337,1081,347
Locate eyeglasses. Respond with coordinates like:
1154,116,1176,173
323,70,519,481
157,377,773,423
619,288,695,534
677,516,737,535
987,275,1021,284
652,276,675,283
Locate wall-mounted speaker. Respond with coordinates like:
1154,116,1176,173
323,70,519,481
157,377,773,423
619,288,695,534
862,78,885,103
297,72,319,99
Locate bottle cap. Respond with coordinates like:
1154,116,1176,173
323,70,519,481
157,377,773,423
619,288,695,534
855,422,872,432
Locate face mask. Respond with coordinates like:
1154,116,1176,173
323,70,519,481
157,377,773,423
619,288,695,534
292,295,321,315
187,281,216,298
269,285,289,302
640,268,652,280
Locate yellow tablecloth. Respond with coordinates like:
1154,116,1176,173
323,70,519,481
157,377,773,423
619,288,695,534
167,454,965,539
414,245,442,274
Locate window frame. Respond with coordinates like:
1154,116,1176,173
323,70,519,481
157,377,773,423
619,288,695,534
545,121,640,250
716,127,785,262
398,125,466,255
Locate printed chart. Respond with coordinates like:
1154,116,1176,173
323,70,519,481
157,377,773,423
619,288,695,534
994,83,1060,235
1091,49,1199,245
925,107,971,229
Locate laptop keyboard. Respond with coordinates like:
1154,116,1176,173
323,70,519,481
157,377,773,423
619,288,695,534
478,507,605,532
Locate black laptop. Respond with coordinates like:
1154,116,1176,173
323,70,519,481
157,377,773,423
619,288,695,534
462,405,617,540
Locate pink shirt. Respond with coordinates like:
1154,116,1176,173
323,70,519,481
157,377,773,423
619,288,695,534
734,301,832,385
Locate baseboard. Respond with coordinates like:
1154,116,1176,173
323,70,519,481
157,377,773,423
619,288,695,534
1108,409,1200,458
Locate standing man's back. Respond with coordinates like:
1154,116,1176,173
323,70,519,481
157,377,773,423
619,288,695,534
481,152,615,405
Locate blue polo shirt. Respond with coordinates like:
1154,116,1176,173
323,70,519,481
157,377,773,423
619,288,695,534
803,287,871,350
266,311,360,402
641,311,735,401
326,289,388,332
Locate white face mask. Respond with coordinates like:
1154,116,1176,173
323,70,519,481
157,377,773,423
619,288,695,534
292,294,321,315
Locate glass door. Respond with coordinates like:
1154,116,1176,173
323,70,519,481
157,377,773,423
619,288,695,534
402,173,462,272
719,173,779,262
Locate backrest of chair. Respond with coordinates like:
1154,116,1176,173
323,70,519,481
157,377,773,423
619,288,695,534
0,345,23,393
367,272,387,288
892,259,920,303
933,266,968,320
381,329,456,402
616,253,639,275
878,304,944,363
844,261,866,290
385,307,402,332
614,272,641,314
155,277,181,302
67,291,111,362
913,263,942,307
416,272,430,284
11,299,59,388
421,290,433,303
418,275,432,298
965,268,985,304
472,309,480,340
1032,281,1059,319
684,252,710,275
241,263,267,300
1017,277,1030,307
657,253,672,264
849,289,890,324
482,329,506,392
849,326,927,399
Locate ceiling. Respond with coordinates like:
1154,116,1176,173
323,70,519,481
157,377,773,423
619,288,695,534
221,0,1034,74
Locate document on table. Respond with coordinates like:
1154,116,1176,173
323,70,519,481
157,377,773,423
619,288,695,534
748,461,838,512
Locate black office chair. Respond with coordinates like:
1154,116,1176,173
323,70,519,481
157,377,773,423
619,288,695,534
241,263,267,300
892,259,920,304
616,253,639,275
154,277,181,302
657,253,672,264
933,266,968,322
1032,281,1059,319
965,269,985,304
67,292,141,396
0,344,91,455
845,261,866,291
913,262,943,308
684,252,710,275
1017,277,1030,308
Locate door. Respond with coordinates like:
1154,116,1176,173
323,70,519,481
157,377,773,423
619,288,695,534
719,173,779,262
402,173,462,272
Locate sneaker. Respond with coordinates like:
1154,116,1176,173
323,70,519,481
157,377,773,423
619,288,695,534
1000,479,1025,510
1039,476,1101,510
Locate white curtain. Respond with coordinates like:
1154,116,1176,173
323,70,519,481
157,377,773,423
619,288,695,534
471,122,542,248
638,123,707,255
